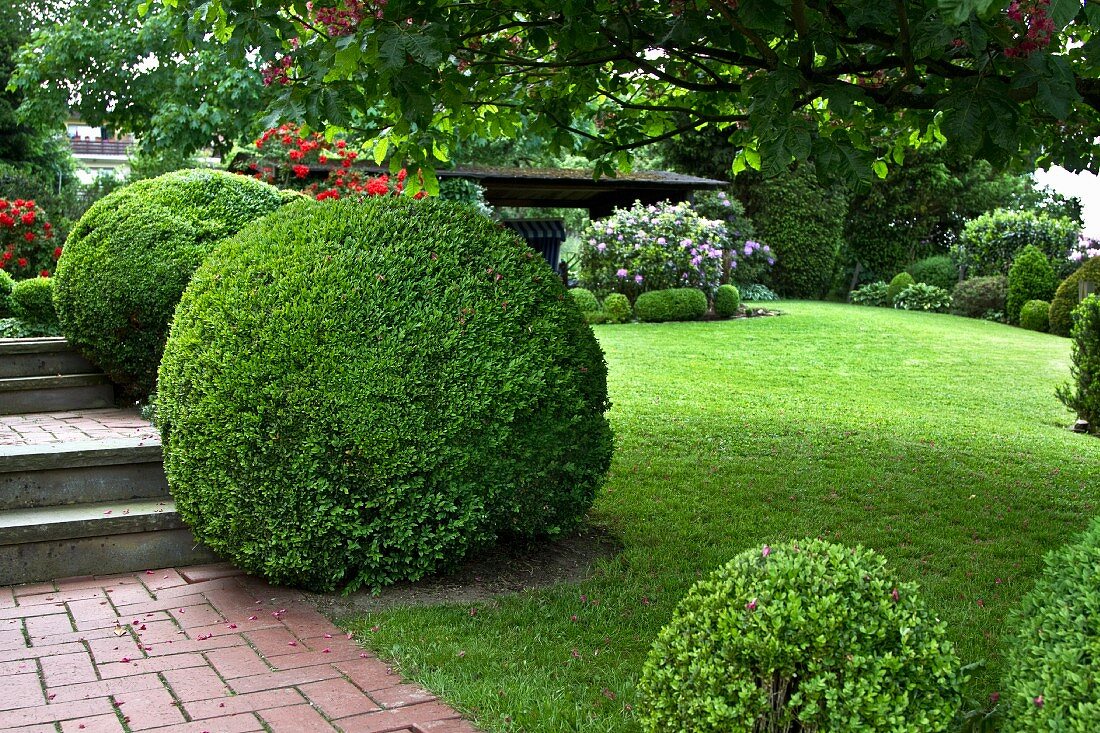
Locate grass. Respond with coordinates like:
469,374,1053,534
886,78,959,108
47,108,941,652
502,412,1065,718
341,301,1100,732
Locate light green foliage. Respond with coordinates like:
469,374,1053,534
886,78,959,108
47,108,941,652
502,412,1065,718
0,316,60,337
602,293,632,324
951,276,1008,320
634,288,707,323
1019,300,1051,332
156,197,613,592
737,167,847,299
851,280,891,307
1057,296,1100,433
1050,258,1100,337
908,255,959,291
1006,245,1056,323
638,539,963,733
53,169,287,399
895,283,953,313
10,276,56,327
957,210,1079,279
713,284,740,317
568,287,600,314
887,272,916,303
1003,518,1100,729
0,269,14,317
163,0,1100,186
740,283,778,301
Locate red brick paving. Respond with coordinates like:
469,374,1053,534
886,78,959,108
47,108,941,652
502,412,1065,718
0,407,158,446
0,563,480,732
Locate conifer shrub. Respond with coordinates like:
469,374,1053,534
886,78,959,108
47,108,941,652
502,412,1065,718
634,288,708,323
1006,245,1056,323
951,276,1007,320
1002,518,1100,729
639,539,964,732
156,197,613,591
602,293,632,324
53,169,288,399
1050,257,1100,337
887,272,916,304
713,284,740,318
1056,296,1100,434
11,277,57,327
1019,300,1050,332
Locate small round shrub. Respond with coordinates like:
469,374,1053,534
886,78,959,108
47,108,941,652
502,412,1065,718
1002,518,1100,729
908,255,959,291
956,209,1078,278
157,197,613,591
1056,295,1100,434
54,169,288,400
1050,257,1100,337
951,276,1007,319
1019,299,1050,332
0,268,13,317
894,283,953,312
887,271,915,303
634,288,708,323
850,280,891,307
602,293,632,324
713,284,740,317
568,287,600,314
1006,245,1056,323
638,539,964,732
11,277,58,328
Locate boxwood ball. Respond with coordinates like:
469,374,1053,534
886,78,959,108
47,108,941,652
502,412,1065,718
157,196,613,591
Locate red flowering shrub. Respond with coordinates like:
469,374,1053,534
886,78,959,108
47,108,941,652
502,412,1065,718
0,198,59,278
248,124,421,202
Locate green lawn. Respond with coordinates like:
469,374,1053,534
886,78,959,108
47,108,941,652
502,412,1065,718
342,301,1100,732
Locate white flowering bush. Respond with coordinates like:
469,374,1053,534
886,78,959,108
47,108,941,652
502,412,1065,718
1069,234,1100,265
577,200,773,300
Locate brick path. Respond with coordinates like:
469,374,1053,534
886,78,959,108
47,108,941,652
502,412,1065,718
0,408,159,447
1,563,478,733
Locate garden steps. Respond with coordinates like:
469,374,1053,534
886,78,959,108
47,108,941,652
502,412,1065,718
0,337,217,584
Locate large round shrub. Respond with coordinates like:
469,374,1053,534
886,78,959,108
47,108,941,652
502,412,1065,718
53,169,288,399
1019,300,1050,332
1002,518,1100,729
639,539,963,732
1006,245,1056,323
951,275,1007,319
887,271,915,304
1050,257,1100,337
908,255,959,291
956,209,1078,278
634,288,708,323
157,197,613,591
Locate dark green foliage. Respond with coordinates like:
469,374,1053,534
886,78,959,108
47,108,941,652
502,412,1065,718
713,284,740,318
736,167,848,299
634,288,708,323
0,268,13,317
1057,297,1100,434
568,287,600,314
53,169,287,400
850,280,891,307
602,293,631,324
894,283,953,313
638,539,963,732
156,197,614,592
1019,300,1050,333
908,255,959,291
10,276,56,327
956,210,1079,279
1002,518,1100,729
1050,258,1100,337
1006,245,1056,324
952,276,1008,320
887,272,915,304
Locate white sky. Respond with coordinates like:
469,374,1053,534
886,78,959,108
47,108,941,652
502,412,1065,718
1033,166,1100,238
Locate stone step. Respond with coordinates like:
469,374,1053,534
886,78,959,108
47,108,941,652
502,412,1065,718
0,498,217,585
0,374,114,415
0,347,98,379
0,438,167,511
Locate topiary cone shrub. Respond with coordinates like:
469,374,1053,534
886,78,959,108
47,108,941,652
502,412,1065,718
53,169,289,400
157,197,614,591
1006,245,1055,324
1002,518,1100,729
638,539,964,732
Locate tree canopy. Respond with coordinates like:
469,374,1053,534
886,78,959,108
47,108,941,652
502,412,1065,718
158,0,1100,187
